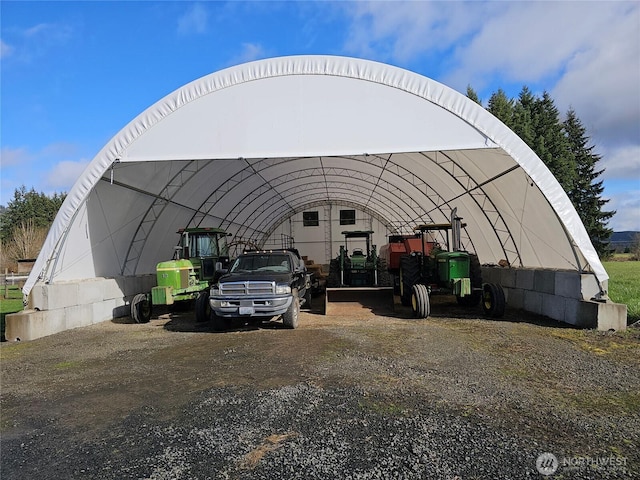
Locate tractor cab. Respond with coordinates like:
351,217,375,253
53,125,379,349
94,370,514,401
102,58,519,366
175,227,231,281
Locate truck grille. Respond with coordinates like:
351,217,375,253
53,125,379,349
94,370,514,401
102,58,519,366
219,281,275,296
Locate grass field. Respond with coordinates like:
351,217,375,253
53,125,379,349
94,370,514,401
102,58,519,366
603,260,640,324
1,285,24,341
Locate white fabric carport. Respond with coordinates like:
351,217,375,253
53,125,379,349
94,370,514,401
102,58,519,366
24,55,607,297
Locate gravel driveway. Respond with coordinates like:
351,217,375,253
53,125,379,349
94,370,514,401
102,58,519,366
1,297,638,479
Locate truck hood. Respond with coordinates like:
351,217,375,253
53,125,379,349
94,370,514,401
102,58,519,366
218,272,293,285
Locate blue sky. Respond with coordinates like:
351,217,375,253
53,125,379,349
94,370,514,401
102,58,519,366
1,1,639,230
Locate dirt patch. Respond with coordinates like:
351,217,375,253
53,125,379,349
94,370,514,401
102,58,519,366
1,296,638,478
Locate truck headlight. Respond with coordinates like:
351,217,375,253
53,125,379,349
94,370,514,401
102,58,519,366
275,284,291,295
210,286,219,296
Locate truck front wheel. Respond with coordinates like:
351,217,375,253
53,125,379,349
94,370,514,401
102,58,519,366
195,291,210,323
283,291,300,329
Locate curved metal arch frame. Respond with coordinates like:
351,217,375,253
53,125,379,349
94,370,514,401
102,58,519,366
188,154,452,235
121,159,212,275
214,169,429,235
230,183,413,242
419,150,522,266
120,148,523,275
256,198,397,248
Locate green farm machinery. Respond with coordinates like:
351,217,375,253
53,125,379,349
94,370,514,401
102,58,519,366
130,227,231,323
325,230,393,315
397,209,505,319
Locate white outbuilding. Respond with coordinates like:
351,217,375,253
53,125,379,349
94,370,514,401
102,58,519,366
7,55,626,340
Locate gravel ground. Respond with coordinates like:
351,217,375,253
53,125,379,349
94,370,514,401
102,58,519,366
1,297,638,479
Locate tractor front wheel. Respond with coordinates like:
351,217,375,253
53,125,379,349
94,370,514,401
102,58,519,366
482,283,506,318
411,284,430,318
195,290,211,322
131,293,151,323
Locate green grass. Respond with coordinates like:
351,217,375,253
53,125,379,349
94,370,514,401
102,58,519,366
602,261,640,324
1,285,24,341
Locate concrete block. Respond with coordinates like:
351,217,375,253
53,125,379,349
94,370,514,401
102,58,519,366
92,299,115,323
42,282,81,310
96,277,122,301
581,274,602,301
78,279,108,304
555,271,581,299
534,270,556,295
5,309,66,342
541,293,565,322
563,297,582,326
596,302,627,331
499,268,516,288
523,290,543,315
576,301,627,331
515,269,535,290
64,304,94,330
504,287,524,309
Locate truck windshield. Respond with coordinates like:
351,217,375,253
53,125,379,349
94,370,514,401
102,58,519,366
230,254,291,273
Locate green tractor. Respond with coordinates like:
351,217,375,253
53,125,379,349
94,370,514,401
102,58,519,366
327,230,389,287
399,209,505,319
130,227,231,323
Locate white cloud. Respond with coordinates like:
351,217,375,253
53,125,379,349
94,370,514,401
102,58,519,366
229,42,267,66
0,147,33,167
607,189,640,231
44,160,90,190
177,3,208,35
600,145,640,181
0,39,14,59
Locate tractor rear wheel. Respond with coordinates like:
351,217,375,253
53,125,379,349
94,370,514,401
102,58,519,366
411,284,430,318
400,255,421,306
195,290,211,322
131,293,151,323
482,283,506,318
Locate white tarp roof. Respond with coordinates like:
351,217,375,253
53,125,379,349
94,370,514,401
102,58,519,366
25,55,607,295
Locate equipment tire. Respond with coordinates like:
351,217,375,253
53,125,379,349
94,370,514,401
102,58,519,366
411,284,430,318
195,290,211,322
303,287,312,310
131,293,151,323
400,255,421,306
283,290,300,329
482,283,506,318
327,259,340,288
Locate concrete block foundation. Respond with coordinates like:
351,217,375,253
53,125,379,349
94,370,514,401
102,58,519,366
5,274,155,342
482,266,627,331
5,266,628,341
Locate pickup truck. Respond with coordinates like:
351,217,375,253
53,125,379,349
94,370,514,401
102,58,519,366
209,249,312,330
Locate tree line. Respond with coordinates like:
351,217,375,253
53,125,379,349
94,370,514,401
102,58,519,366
467,86,614,256
0,186,66,269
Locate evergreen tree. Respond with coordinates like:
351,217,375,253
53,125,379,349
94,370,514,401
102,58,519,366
564,108,615,256
512,86,536,147
487,88,514,128
0,186,66,242
466,85,482,105
530,91,576,193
